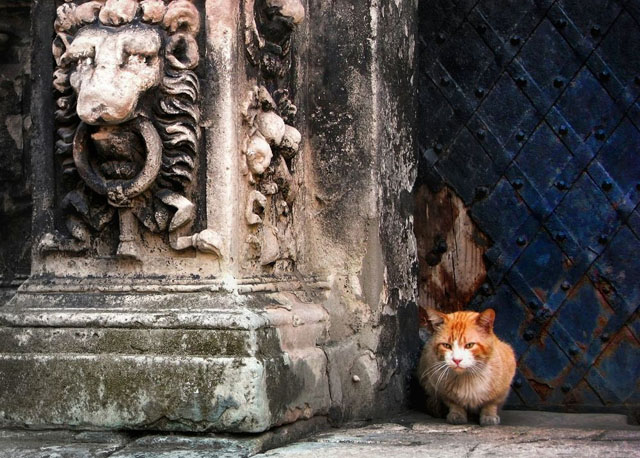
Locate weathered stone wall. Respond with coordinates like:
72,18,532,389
374,0,420,419
299,0,418,422
0,0,419,431
0,1,32,304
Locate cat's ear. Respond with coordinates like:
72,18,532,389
476,308,495,332
426,308,447,330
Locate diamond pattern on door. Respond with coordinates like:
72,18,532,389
418,0,640,414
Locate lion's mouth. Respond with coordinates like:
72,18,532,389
90,125,146,181
98,160,140,180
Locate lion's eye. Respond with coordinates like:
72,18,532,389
78,56,93,67
126,54,155,66
440,343,451,349
465,342,475,349
127,54,146,65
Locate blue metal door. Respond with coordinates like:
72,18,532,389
417,0,640,418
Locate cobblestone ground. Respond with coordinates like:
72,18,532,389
1,411,639,457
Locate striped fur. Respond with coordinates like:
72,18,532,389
418,309,516,426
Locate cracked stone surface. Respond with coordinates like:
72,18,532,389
0,417,327,458
258,411,640,458
1,411,639,457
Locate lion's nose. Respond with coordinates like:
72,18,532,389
77,101,104,124
77,91,135,125
92,103,107,117
75,65,138,125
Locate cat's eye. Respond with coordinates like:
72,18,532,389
440,343,451,349
465,342,475,349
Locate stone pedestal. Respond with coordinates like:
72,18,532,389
0,280,330,432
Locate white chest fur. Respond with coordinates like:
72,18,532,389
426,363,493,410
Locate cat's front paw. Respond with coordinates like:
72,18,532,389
446,411,468,425
480,414,500,426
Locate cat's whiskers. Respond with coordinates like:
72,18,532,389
421,362,447,387
432,363,450,395
472,361,488,375
464,361,490,385
422,361,448,379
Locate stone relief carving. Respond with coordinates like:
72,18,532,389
243,0,304,270
43,0,221,261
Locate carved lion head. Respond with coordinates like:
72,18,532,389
53,0,201,223
54,0,199,125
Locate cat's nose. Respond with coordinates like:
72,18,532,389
452,358,462,366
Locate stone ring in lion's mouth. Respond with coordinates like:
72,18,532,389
72,117,162,205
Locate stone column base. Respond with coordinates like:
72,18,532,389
0,284,330,433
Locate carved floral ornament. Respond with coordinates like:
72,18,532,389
242,0,305,269
45,0,223,261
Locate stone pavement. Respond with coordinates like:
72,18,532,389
260,411,640,458
1,411,639,457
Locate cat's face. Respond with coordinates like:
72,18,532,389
427,309,495,374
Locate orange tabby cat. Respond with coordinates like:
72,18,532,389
418,308,516,426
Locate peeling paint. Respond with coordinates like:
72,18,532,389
415,185,489,312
